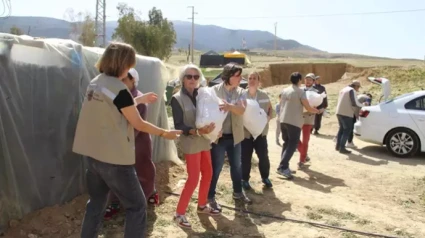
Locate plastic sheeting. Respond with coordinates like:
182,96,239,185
0,33,179,227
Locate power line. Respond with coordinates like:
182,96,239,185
193,8,425,20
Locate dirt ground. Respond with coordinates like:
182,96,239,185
3,81,425,238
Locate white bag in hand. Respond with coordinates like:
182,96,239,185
195,87,228,142
306,91,327,107
243,99,268,140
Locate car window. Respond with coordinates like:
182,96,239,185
385,93,414,104
404,96,425,110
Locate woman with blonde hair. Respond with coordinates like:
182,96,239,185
241,72,273,190
73,42,181,238
170,64,219,228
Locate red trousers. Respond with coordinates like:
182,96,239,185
176,150,212,215
297,124,313,163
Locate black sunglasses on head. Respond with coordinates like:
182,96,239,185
185,74,200,80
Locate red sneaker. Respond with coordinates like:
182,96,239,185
148,191,159,206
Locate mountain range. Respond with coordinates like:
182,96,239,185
0,16,321,52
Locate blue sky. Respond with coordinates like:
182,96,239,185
6,0,425,59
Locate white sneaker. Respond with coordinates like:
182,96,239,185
346,142,356,148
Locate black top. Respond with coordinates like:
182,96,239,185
170,87,198,136
113,89,135,113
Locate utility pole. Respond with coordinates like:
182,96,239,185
274,22,277,56
188,6,197,63
95,0,106,47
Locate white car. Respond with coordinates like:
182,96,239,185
354,90,425,158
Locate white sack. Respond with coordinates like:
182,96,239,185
306,91,327,107
243,99,268,140
196,87,228,142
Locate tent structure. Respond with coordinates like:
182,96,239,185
208,73,248,89
223,51,251,65
199,50,224,67
0,33,179,228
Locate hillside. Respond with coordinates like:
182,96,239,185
0,16,319,52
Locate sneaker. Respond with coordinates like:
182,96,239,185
242,180,252,190
346,142,356,148
148,191,159,206
104,204,120,220
305,155,311,162
262,178,273,188
197,205,221,215
298,162,306,169
339,148,352,154
208,198,222,212
313,130,319,135
174,214,191,228
233,192,252,204
277,168,294,180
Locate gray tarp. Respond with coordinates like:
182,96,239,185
0,33,179,228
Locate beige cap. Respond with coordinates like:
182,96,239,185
305,73,316,80
351,80,361,87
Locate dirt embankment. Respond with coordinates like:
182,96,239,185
256,63,384,88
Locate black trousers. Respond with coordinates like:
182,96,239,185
279,123,301,170
241,135,270,181
314,113,323,131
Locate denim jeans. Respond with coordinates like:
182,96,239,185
279,123,301,170
208,136,242,199
241,135,270,181
81,157,147,238
336,115,354,151
347,116,356,143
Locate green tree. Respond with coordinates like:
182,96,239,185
79,15,96,47
113,3,176,60
10,26,23,35
64,8,96,46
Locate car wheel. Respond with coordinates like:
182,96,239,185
385,128,419,158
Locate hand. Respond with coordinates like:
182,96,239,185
310,107,320,114
219,101,233,112
217,130,223,138
135,92,158,104
161,130,182,140
198,123,215,135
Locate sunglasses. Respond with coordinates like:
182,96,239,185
185,74,200,80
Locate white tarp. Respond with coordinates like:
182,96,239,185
0,33,178,227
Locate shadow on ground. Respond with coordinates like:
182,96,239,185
352,145,425,166
291,167,347,193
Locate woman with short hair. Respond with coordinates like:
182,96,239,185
170,64,219,228
73,42,181,238
208,63,251,213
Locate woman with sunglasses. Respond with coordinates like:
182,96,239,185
104,68,160,220
170,64,219,228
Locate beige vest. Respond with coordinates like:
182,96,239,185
73,74,135,165
243,89,271,138
336,86,356,118
172,90,211,154
213,83,245,145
